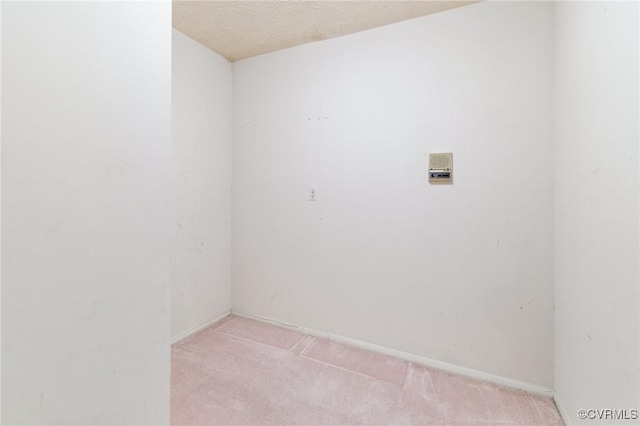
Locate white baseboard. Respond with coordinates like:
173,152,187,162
553,391,572,425
232,311,554,398
171,311,231,345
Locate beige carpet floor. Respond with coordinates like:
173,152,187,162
172,315,563,425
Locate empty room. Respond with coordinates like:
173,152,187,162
1,0,638,425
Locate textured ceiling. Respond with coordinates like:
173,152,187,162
173,1,478,62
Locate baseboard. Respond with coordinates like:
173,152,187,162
553,391,572,425
171,311,231,345
233,311,555,398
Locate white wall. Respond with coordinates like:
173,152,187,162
2,2,171,424
0,0,3,420
232,1,555,387
171,30,232,340
554,2,639,424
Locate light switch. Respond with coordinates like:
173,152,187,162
309,187,317,201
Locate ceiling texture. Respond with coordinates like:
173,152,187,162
173,1,477,62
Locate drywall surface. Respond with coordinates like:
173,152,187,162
554,2,639,424
232,1,555,387
172,30,232,339
2,2,171,424
0,1,3,420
